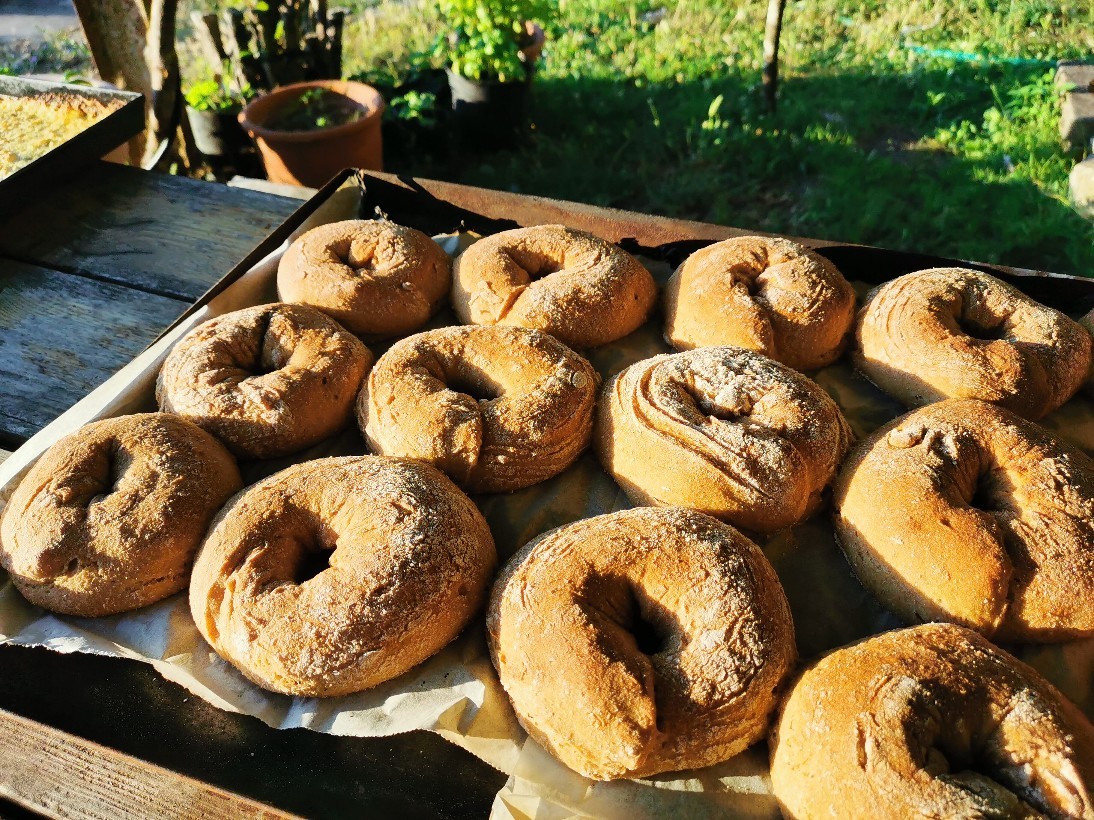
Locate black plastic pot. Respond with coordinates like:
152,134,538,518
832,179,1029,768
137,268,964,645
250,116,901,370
186,106,247,159
446,67,531,151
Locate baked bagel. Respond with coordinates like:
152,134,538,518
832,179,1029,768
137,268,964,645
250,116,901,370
0,413,241,617
833,399,1094,642
189,456,496,697
451,224,658,349
157,303,372,459
854,267,1092,419
594,346,853,533
359,325,598,493
1081,308,1094,397
277,219,450,341
770,623,1094,820
488,507,796,780
663,236,856,371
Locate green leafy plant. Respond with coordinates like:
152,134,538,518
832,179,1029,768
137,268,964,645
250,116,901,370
389,90,439,127
436,0,553,83
268,87,364,131
184,79,255,112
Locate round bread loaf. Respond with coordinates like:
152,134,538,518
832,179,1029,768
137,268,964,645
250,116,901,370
359,325,598,493
157,303,372,459
488,507,796,780
833,399,1094,642
189,456,496,697
451,224,658,349
1081,308,1094,397
854,267,1092,419
0,413,241,617
277,219,450,341
770,623,1094,819
594,346,853,533
663,236,856,371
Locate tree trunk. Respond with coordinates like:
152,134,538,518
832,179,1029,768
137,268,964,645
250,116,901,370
72,0,150,165
762,0,787,113
73,0,193,170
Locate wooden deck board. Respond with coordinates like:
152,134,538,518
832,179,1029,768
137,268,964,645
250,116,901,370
0,259,185,442
0,163,300,302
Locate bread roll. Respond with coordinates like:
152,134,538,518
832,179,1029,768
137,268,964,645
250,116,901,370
489,507,796,780
833,399,1094,642
770,623,1094,819
855,268,1091,419
189,456,496,697
664,236,856,371
277,219,450,341
452,224,657,349
595,346,853,533
1,413,241,616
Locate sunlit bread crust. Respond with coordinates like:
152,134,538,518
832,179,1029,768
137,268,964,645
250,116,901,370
451,224,658,349
157,303,372,459
594,346,853,533
0,413,241,616
770,624,1094,820
277,219,450,341
359,325,598,493
189,456,496,697
664,236,856,371
854,267,1091,419
833,399,1094,642
488,507,796,780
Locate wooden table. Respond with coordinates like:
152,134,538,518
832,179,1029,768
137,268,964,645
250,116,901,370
0,162,506,818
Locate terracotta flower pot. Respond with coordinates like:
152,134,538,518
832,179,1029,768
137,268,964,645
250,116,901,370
238,80,385,188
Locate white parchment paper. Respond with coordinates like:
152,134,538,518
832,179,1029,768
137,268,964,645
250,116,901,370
1,192,1091,817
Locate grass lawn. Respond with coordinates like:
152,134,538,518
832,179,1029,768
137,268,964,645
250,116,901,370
5,1,1092,276
341,0,1094,277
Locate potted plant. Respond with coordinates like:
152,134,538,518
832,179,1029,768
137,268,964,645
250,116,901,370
436,0,552,150
184,79,254,160
238,79,385,187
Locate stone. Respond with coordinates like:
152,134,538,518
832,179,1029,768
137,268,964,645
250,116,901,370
1060,91,1094,152
1070,157,1094,214
1056,62,1094,93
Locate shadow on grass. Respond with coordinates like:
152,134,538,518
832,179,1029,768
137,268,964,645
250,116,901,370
386,61,1093,277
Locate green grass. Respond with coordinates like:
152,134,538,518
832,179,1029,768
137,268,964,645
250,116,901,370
6,1,1091,275
339,0,1094,276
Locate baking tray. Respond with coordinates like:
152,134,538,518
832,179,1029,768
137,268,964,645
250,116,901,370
0,75,143,214
1,170,1092,819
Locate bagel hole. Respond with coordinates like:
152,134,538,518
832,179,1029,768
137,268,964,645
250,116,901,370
968,468,1012,514
957,316,1009,342
444,363,505,403
631,610,670,656
506,249,563,281
295,549,331,584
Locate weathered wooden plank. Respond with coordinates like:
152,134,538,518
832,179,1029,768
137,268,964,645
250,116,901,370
0,162,301,302
0,259,185,443
0,708,298,820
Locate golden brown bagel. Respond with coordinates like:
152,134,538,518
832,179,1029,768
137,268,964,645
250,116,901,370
488,507,796,780
157,303,372,459
663,236,856,371
0,413,241,617
770,623,1094,820
833,399,1094,642
1081,308,1094,397
359,325,598,493
277,219,450,341
594,346,853,533
189,456,496,698
451,224,658,349
854,268,1092,419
